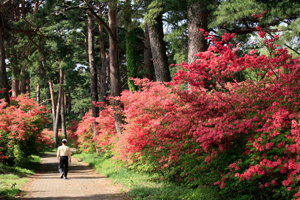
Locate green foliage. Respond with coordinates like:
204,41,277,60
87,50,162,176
144,0,165,26
126,30,138,91
276,18,300,56
74,152,219,200
165,29,188,65
211,0,262,27
0,155,40,199
211,0,300,56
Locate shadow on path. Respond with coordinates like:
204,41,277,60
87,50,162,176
21,193,128,200
19,152,130,200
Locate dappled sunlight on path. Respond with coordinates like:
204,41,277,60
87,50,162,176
19,151,130,200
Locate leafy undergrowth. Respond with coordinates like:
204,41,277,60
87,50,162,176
74,153,221,200
0,155,40,199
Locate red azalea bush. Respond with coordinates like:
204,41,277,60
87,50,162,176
115,79,198,177
74,111,95,152
0,95,51,164
73,29,300,199
93,104,117,154
66,120,79,147
74,104,117,154
170,30,300,199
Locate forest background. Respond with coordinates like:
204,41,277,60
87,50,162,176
1,0,300,199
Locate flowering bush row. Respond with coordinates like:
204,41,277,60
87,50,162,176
74,30,300,199
75,105,118,154
0,95,52,164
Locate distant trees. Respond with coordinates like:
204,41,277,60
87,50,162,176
1,0,300,146
211,0,300,54
0,24,9,102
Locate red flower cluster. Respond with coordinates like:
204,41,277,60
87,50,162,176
73,29,300,199
0,95,51,161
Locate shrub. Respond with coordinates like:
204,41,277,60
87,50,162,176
0,95,51,164
73,28,300,199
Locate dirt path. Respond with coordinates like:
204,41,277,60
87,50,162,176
18,151,131,200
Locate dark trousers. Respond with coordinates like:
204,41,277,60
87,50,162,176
58,156,69,177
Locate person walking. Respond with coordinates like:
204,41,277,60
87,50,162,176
57,139,71,179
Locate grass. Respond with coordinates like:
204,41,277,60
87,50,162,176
74,153,220,200
0,155,41,199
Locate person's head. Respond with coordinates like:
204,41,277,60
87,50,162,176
62,139,67,144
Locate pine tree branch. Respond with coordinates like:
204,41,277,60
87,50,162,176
268,32,300,55
52,4,117,44
39,98,51,105
7,27,45,55
282,43,300,55
86,7,117,44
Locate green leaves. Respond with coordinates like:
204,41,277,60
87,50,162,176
144,0,165,26
211,0,262,27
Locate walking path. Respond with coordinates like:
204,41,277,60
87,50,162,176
18,151,131,200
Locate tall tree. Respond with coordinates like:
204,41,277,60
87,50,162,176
144,23,154,81
60,69,66,139
48,79,56,127
97,2,109,104
108,1,123,135
53,80,61,147
0,25,9,102
0,2,10,102
51,62,65,147
85,1,123,134
87,9,99,118
187,0,208,64
144,0,171,82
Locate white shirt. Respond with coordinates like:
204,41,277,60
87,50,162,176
57,144,71,159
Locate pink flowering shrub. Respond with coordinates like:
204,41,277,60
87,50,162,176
115,80,186,161
73,28,300,199
0,95,51,163
74,111,95,152
170,29,300,199
73,103,117,154
66,120,79,147
93,104,117,154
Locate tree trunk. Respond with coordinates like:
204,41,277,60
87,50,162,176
66,87,71,114
11,66,19,97
144,23,154,81
145,0,171,82
0,25,9,102
53,85,61,148
97,3,108,104
187,1,208,64
60,69,66,139
60,91,66,139
87,9,100,153
108,1,123,135
19,66,28,94
19,77,25,94
12,79,19,97
36,83,40,104
53,65,66,147
48,79,56,143
87,10,99,118
33,0,40,15
26,78,30,96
